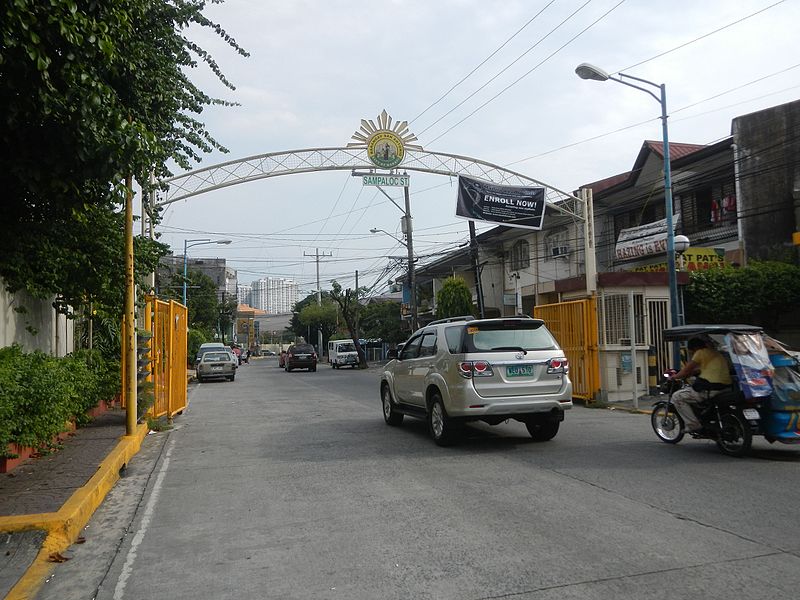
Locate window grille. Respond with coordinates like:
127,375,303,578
599,293,645,346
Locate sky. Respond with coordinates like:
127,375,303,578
152,0,800,298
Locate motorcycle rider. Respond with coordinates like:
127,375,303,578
669,337,732,433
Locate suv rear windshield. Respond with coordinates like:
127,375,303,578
454,320,558,353
291,345,315,353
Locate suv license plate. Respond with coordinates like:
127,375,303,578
742,408,760,420
507,365,533,378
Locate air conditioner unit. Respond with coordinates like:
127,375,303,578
551,245,569,257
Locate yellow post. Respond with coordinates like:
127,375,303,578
124,175,137,436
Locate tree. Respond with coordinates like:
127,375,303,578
288,291,333,341
360,301,407,344
329,281,368,368
435,277,474,319
299,302,338,349
684,261,800,332
1,0,247,321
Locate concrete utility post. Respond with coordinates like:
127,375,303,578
304,248,332,354
403,185,418,331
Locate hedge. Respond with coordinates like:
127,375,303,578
0,345,120,456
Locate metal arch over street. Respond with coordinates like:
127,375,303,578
154,147,583,219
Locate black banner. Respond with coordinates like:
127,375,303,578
455,176,546,230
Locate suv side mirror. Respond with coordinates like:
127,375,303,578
387,349,398,360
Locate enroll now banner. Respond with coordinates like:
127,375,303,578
455,175,546,230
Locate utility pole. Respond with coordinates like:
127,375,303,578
468,221,485,318
304,248,332,355
403,184,418,331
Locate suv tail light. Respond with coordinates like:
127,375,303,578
457,360,494,378
312,353,317,360
547,357,569,374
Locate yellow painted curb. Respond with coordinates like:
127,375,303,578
0,423,150,600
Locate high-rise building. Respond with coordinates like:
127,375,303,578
250,277,299,314
237,284,252,306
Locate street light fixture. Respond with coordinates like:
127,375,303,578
370,227,417,330
182,238,232,306
576,62,682,364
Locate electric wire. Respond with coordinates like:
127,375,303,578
410,0,558,125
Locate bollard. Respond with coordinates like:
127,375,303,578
648,345,658,395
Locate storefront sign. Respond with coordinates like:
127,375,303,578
631,247,726,272
615,214,680,260
456,175,546,230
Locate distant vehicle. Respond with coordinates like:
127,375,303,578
262,350,276,356
195,342,226,368
285,343,317,372
380,316,572,446
197,350,237,383
328,340,359,369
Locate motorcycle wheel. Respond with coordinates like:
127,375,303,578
716,412,752,457
651,402,684,444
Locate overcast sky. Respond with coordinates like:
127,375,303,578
153,0,800,296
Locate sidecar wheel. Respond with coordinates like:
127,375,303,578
716,413,752,457
651,403,684,444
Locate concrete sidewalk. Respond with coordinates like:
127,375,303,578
0,409,149,600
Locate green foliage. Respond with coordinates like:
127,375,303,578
685,261,800,331
187,328,208,363
289,291,333,340
146,415,173,432
1,0,246,317
299,302,339,344
0,346,120,455
360,301,406,343
435,277,474,320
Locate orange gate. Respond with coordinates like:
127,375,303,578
122,296,187,418
534,297,600,402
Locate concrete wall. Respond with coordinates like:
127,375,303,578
0,279,74,356
733,99,800,263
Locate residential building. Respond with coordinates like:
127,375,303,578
408,99,800,402
237,284,252,306
159,255,237,303
250,277,299,314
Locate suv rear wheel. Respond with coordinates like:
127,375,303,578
525,416,560,441
429,393,457,446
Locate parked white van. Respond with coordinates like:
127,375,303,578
328,340,359,369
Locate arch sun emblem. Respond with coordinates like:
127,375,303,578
348,109,422,169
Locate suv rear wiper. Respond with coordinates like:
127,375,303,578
490,346,527,354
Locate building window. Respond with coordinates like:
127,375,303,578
679,183,736,235
546,231,569,259
510,240,530,271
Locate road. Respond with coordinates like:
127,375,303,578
39,358,800,599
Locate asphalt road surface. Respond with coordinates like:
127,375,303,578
39,357,800,600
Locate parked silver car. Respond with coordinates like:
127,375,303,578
197,350,237,383
380,316,572,445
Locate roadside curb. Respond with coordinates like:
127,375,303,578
0,423,150,600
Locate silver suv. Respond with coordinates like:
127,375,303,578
380,316,572,445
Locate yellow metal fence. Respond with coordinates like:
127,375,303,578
122,296,187,418
534,298,600,402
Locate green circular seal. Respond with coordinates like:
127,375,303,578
367,131,405,168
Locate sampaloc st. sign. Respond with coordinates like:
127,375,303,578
362,174,410,187
455,175,546,230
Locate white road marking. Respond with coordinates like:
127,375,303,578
112,438,175,600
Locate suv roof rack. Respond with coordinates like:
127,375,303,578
426,315,476,326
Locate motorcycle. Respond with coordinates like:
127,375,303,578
650,324,800,457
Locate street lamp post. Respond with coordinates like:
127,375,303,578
182,238,232,307
576,62,682,365
370,227,417,330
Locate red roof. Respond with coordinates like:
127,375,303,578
644,140,705,160
580,141,706,196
